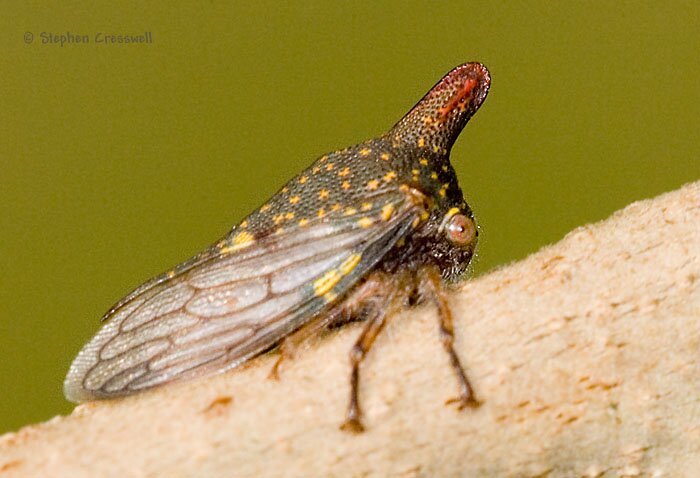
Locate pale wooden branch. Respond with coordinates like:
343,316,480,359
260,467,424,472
2,181,699,478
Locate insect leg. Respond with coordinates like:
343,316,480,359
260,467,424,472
419,266,480,409
340,275,400,433
268,275,388,380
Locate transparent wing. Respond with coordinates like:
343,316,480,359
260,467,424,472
64,191,421,402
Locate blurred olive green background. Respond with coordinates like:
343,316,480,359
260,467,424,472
0,1,698,434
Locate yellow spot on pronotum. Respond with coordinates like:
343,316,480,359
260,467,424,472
318,189,330,200
357,217,373,228
366,179,379,191
430,172,438,180
359,147,371,157
338,167,350,177
317,208,326,218
340,253,362,275
314,270,341,296
342,181,351,190
381,204,394,221
361,202,373,211
383,171,397,182
419,158,429,166
299,175,308,184
344,207,357,216
298,218,309,227
418,137,425,148
285,212,295,220
380,153,390,161
325,162,334,171
289,196,301,205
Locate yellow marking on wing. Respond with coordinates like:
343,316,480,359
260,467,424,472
447,207,460,217
298,218,309,227
260,204,271,212
342,181,351,190
430,172,438,180
344,207,357,216
383,171,397,182
381,203,395,221
314,270,341,296
399,184,409,192
357,217,373,228
299,175,308,184
312,166,321,174
274,227,285,235
285,212,295,220
318,189,330,200
359,147,371,157
338,167,350,177
366,179,379,191
317,208,326,218
325,162,334,171
281,187,289,193
411,169,420,176
421,210,430,221
419,158,429,166
289,195,301,205
273,214,285,225
442,165,448,172
331,203,342,212
221,231,255,253
433,145,441,153
396,237,406,247
323,291,338,303
361,202,373,211
340,253,362,275
422,116,433,125
319,155,328,163
411,217,421,229
418,137,425,148
380,152,390,161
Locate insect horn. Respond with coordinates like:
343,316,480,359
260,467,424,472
389,62,491,153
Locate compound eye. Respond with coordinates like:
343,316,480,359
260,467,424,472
445,213,476,246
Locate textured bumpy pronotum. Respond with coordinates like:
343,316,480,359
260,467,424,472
65,63,491,432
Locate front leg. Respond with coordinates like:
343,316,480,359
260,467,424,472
419,266,480,409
